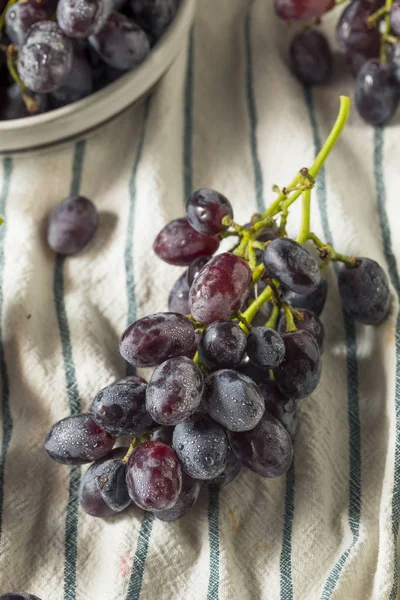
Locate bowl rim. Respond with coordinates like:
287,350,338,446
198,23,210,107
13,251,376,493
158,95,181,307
0,0,192,132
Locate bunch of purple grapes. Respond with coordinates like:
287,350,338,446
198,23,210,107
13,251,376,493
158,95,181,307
44,169,391,521
0,0,178,120
275,0,400,126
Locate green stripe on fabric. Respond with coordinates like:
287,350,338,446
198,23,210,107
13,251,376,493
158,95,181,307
302,87,362,600
373,127,400,600
124,97,152,377
280,462,295,600
124,97,155,600
207,486,220,600
53,140,86,600
184,27,195,199
244,6,264,213
0,157,13,545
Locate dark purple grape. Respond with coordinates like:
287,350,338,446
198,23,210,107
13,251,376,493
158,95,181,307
90,381,154,436
153,218,220,267
282,278,327,316
79,448,127,517
89,12,150,71
235,355,271,385
18,22,73,93
0,83,48,120
185,189,233,236
57,0,113,38
96,449,131,512
146,357,203,425
44,413,115,465
389,42,400,84
337,1,380,56
153,472,201,522
257,226,278,243
338,257,391,325
279,308,325,351
187,255,211,285
50,49,93,107
5,2,48,47
391,0,400,36
289,29,332,85
209,449,241,487
168,272,190,315
173,414,229,480
355,59,400,126
189,253,252,325
246,327,285,368
126,441,182,511
152,426,174,445
263,239,321,295
130,0,177,39
47,195,98,255
120,312,195,367
273,330,321,400
228,410,293,477
198,321,247,369
0,594,42,600
274,0,334,20
203,370,264,432
258,381,298,440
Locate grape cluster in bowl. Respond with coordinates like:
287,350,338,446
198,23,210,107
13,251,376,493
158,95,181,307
43,97,392,523
0,0,178,120
275,0,400,126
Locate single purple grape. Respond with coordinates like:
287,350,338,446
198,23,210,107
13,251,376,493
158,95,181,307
274,330,321,400
274,0,334,21
289,29,332,85
246,327,286,368
89,12,150,71
282,278,328,317
278,308,325,352
187,255,211,285
57,0,114,39
209,449,241,487
47,195,98,255
198,321,247,369
257,381,298,440
120,312,195,367
355,59,400,126
337,0,380,56
126,441,182,511
95,448,131,512
5,2,48,47
168,272,190,315
263,238,321,295
153,218,220,266
130,0,178,39
189,253,252,325
185,189,233,236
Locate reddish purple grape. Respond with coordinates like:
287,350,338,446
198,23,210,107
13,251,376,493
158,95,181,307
246,327,285,368
258,381,298,440
198,321,247,369
168,272,190,315
278,309,325,352
185,189,233,236
338,257,391,325
126,441,182,511
273,330,321,400
228,410,293,477
0,594,42,600
282,278,328,317
203,370,265,432
209,449,241,487
289,29,332,85
0,83,48,120
153,218,220,266
187,255,211,285
355,59,400,126
130,0,178,39
79,448,127,517
89,12,150,71
44,413,115,465
337,1,380,56
120,312,195,367
90,381,154,436
274,0,334,20
5,2,48,47
18,22,73,93
47,195,98,255
263,239,321,295
173,414,229,480
146,357,203,425
57,0,113,38
153,472,202,522
189,253,252,325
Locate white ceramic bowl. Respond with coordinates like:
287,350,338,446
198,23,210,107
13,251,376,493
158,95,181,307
0,0,196,154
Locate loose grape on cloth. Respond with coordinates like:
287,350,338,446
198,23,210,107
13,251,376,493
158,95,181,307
0,1,399,599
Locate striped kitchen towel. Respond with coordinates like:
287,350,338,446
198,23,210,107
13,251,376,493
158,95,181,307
0,1,399,599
